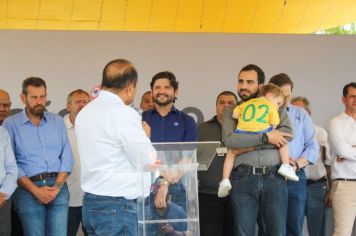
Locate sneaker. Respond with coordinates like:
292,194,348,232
278,164,299,181
218,179,232,198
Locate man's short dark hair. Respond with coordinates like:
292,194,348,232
67,89,89,103
238,64,265,84
22,77,47,95
343,82,356,97
216,91,238,105
101,59,138,90
150,71,179,90
269,73,294,90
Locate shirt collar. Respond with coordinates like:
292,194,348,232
64,114,74,129
100,90,125,105
150,106,178,115
340,112,355,121
20,109,48,125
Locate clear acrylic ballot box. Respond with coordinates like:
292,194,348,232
132,141,220,236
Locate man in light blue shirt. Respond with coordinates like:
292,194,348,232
3,77,73,236
0,126,18,236
269,73,318,236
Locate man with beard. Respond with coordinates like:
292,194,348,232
142,71,197,210
222,64,293,236
64,89,89,236
3,77,73,236
269,74,318,236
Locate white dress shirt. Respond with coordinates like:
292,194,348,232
304,125,332,180
75,90,154,199
328,112,356,179
64,114,83,207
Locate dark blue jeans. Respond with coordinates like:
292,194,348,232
82,193,138,236
305,181,327,236
13,178,69,236
146,202,187,235
230,167,288,236
286,169,307,236
67,206,87,236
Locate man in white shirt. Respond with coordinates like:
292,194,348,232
75,59,154,236
64,89,89,236
291,96,332,236
328,82,356,236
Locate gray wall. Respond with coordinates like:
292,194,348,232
1,30,354,128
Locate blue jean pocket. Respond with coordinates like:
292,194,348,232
87,209,116,236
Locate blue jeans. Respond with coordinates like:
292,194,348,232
82,193,138,236
13,177,69,236
146,202,187,235
230,167,288,236
286,169,307,236
305,181,327,236
169,181,186,211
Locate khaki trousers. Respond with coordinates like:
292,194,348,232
332,180,356,236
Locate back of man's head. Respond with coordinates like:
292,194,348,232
101,59,138,90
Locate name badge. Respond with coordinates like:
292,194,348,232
216,147,227,156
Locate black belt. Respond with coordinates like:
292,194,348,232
334,178,356,182
237,165,278,175
307,177,326,185
29,172,57,181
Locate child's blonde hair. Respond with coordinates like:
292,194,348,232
260,83,286,106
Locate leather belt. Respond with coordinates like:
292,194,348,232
237,165,278,175
29,172,57,181
334,178,356,182
307,177,327,185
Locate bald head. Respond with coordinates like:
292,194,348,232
0,89,11,124
140,91,153,111
101,59,138,90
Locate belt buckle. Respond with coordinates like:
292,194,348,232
252,167,266,175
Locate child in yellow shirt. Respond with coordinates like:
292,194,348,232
218,84,298,198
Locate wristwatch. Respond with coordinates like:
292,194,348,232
157,177,169,186
262,133,269,143
54,182,64,189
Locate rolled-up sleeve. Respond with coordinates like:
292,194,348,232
59,120,74,173
300,113,319,163
0,129,18,199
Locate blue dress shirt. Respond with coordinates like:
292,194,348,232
0,126,18,199
142,107,197,142
3,110,73,178
287,105,318,163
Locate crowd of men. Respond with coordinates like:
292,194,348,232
0,59,355,236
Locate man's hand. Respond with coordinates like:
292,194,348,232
325,191,333,208
33,186,58,204
154,184,169,209
0,192,6,208
142,121,151,138
164,170,183,184
289,158,297,171
267,130,293,147
336,156,346,162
